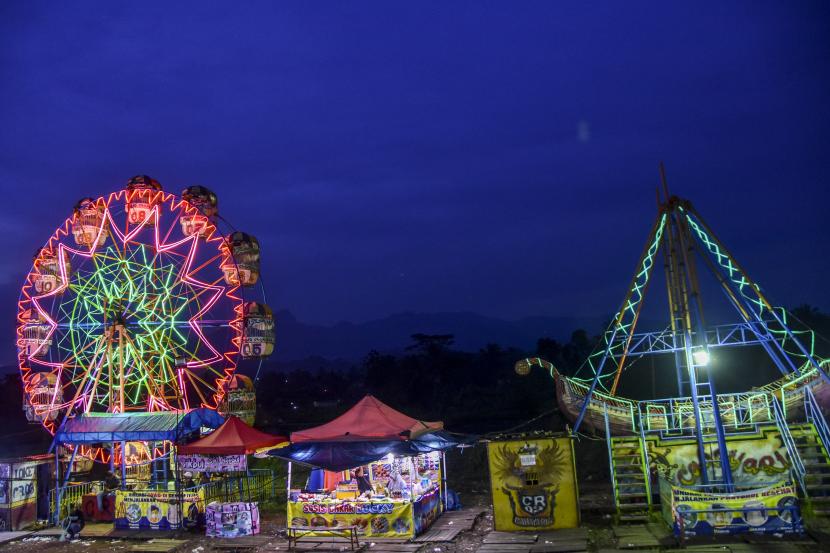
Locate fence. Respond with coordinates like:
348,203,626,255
187,469,278,506
48,469,279,526
48,480,102,524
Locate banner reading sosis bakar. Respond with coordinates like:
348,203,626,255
287,501,415,537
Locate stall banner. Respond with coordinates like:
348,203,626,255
0,461,40,531
206,501,260,537
487,436,579,531
178,454,247,473
647,428,793,486
413,488,442,535
668,481,802,536
0,462,37,508
288,501,415,537
115,489,204,530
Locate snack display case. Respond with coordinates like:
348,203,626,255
286,452,444,538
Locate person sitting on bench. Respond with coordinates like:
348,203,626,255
97,470,121,512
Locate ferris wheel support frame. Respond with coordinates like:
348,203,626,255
21,184,275,470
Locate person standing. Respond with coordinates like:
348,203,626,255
353,466,372,494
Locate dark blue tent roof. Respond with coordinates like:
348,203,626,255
54,409,224,444
268,431,463,471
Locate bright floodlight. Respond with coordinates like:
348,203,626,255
693,349,711,366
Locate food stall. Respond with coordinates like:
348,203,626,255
270,395,457,539
51,409,225,529
0,454,53,531
176,415,287,538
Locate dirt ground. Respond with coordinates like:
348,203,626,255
3,485,829,552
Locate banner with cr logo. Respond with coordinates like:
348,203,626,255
487,435,579,531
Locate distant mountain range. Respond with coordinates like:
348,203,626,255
0,310,607,374
268,309,606,362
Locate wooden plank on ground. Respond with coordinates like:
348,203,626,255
597,549,659,553
130,538,190,552
482,531,538,544
541,527,589,540
476,545,531,553
412,528,462,542
210,543,258,551
33,527,64,536
534,528,589,553
108,529,183,540
531,538,587,552
0,531,34,544
361,544,422,552
616,537,661,549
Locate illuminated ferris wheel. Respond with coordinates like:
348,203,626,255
17,176,275,441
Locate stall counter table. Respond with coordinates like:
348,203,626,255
287,488,442,539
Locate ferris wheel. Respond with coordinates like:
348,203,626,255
16,176,275,443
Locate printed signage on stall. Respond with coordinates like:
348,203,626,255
0,462,37,507
287,501,415,537
487,436,579,531
206,501,260,537
662,479,802,536
178,454,247,473
647,429,793,487
115,489,204,530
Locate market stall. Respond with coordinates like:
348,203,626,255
269,395,458,539
0,454,53,530
51,409,225,529
177,415,287,538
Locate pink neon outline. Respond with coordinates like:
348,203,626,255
17,188,244,446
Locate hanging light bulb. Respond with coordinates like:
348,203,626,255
693,349,711,366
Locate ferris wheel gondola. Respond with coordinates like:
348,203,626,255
32,247,71,295
71,198,108,247
180,185,218,237
126,174,163,226
222,232,261,287
242,302,275,358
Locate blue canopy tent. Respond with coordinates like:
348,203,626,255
54,409,225,444
270,431,460,472
50,409,224,524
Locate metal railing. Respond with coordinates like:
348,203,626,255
48,481,102,523
563,377,637,432
184,469,278,509
805,387,830,458
603,406,619,509
771,395,806,494
637,390,774,438
48,469,279,526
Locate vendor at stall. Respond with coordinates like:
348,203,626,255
353,466,372,495
387,470,407,494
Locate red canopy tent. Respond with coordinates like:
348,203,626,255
178,415,287,455
290,394,443,443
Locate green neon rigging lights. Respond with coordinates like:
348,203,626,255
573,212,667,391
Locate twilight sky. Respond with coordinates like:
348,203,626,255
1,2,829,328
